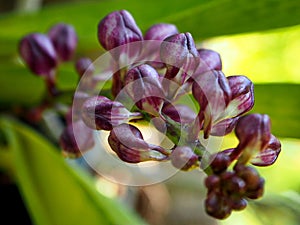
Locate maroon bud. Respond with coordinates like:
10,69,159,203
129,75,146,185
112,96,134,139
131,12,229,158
229,197,247,211
59,119,95,158
19,33,57,76
160,32,199,81
194,49,222,76
48,23,78,61
125,64,164,116
210,151,231,174
81,96,142,130
232,114,272,164
205,175,221,190
97,10,142,51
245,177,265,199
234,164,261,190
170,146,198,171
108,123,168,163
225,176,246,195
75,57,94,77
205,192,232,220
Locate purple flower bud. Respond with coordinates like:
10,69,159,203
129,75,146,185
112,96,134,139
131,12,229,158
75,57,94,77
125,64,164,116
144,23,179,41
142,23,179,68
81,96,142,130
193,49,222,76
170,146,198,171
97,10,143,51
48,23,78,61
19,33,57,76
59,119,95,158
232,114,272,164
108,123,168,163
192,70,232,138
160,32,199,81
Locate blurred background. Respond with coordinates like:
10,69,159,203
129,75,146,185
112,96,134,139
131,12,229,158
0,0,300,225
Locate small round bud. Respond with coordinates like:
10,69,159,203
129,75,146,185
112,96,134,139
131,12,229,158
205,192,232,220
205,175,221,190
234,164,261,190
229,197,248,211
245,177,265,199
225,176,246,195
210,152,231,174
48,23,78,61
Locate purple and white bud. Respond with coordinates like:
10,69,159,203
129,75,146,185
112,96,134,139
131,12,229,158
108,123,169,163
98,10,142,50
160,32,199,82
19,33,57,76
170,146,198,171
250,134,281,166
81,96,142,130
125,64,164,116
224,75,254,118
48,23,78,61
59,119,95,158
192,70,232,138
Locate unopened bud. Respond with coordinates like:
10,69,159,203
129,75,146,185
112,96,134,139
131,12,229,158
81,96,142,130
160,32,199,81
48,23,78,61
108,123,168,163
97,10,142,51
125,64,164,116
59,119,95,158
19,33,57,76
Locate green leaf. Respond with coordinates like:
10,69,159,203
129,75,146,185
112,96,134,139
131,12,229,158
251,83,300,139
0,116,147,225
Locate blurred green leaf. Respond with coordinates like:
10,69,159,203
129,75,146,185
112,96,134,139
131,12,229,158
252,83,300,139
0,116,147,225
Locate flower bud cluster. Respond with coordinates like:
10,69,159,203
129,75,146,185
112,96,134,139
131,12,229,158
204,153,265,219
18,9,282,221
